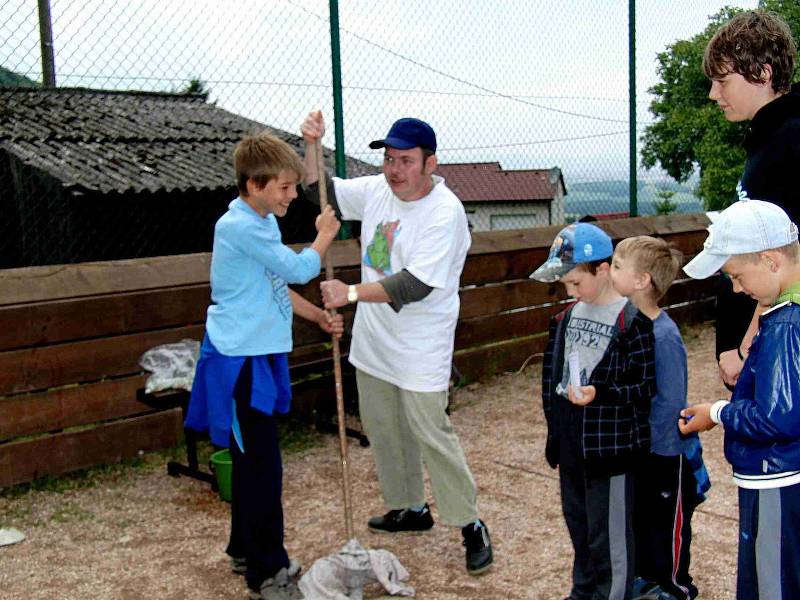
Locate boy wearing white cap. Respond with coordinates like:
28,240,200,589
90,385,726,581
532,223,656,600
680,200,800,599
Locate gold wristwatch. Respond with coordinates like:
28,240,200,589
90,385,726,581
347,285,359,303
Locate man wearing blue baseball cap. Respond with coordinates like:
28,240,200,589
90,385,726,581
300,112,493,576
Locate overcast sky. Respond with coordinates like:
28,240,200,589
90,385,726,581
1,0,758,182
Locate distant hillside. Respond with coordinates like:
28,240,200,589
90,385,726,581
566,179,703,218
0,66,39,87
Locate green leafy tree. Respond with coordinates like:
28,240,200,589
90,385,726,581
179,77,209,101
0,66,39,87
654,188,678,215
641,2,800,211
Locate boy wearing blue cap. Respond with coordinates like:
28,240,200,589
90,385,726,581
680,200,800,600
300,112,492,575
532,223,656,600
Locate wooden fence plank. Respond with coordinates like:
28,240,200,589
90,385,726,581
456,304,564,350
1,214,711,307
459,279,565,319
0,409,183,488
662,278,717,306
664,297,715,325
0,254,212,306
0,285,210,350
0,325,205,395
0,375,149,441
461,249,550,286
453,334,548,383
0,240,361,307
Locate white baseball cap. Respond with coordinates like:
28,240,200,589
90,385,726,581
683,200,798,279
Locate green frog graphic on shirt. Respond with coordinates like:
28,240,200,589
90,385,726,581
364,220,401,276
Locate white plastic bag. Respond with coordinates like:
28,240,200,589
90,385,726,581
138,339,201,394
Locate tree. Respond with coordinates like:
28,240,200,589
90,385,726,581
179,77,209,101
641,2,800,211
654,188,678,216
0,66,39,87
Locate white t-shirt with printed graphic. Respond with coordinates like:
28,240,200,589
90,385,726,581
332,174,471,392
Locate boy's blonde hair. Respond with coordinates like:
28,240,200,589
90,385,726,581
615,236,683,301
234,132,305,196
734,241,800,264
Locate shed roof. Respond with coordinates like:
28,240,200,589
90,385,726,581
0,87,376,195
435,162,565,203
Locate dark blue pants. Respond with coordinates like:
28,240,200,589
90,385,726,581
737,483,800,600
225,357,289,591
634,453,700,599
558,401,635,600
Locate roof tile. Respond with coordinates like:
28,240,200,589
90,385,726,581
0,87,376,194
435,161,563,203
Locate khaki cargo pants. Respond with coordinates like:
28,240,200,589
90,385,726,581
356,369,479,527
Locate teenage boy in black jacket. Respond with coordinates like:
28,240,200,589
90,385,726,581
703,9,800,389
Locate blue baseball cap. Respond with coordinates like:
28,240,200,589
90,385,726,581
369,117,437,152
530,223,613,282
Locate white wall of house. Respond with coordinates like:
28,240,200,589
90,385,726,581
464,191,566,231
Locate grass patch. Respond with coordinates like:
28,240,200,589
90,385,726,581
278,416,325,454
0,457,148,499
50,503,95,524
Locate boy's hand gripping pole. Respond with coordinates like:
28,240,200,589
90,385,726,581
316,139,354,541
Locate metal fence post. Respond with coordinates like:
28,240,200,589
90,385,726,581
329,0,346,179
38,0,56,87
628,0,637,217
328,0,351,238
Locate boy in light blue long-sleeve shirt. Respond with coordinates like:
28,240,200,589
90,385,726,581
185,132,340,599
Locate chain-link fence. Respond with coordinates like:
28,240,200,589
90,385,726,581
1,0,759,268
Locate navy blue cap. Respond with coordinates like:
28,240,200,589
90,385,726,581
369,117,437,152
530,223,613,283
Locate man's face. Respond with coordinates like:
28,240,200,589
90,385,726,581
722,255,780,305
609,253,642,297
246,170,298,217
382,146,435,201
708,71,772,122
560,265,606,304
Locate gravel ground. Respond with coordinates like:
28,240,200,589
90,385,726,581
0,323,737,599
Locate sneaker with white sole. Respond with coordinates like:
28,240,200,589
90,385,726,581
462,519,493,575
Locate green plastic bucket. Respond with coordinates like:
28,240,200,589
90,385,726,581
210,449,233,502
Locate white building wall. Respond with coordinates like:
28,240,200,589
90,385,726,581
465,191,566,231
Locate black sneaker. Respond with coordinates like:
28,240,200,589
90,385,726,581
462,519,493,575
367,504,434,533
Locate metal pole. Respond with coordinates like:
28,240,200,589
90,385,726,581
38,0,56,87
328,0,351,238
628,0,637,217
329,0,346,179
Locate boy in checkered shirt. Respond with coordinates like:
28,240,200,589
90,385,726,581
532,223,656,600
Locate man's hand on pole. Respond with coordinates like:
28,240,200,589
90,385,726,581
320,279,349,309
